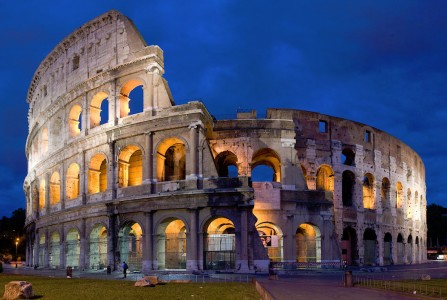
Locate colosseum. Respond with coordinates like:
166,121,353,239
24,10,426,274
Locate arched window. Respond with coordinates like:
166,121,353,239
342,171,355,206
68,104,82,137
119,80,144,118
41,128,48,154
39,179,46,209
66,163,80,200
363,173,374,209
119,145,143,187
88,154,107,194
215,151,238,177
90,92,109,128
381,178,390,209
251,148,281,182
396,182,403,209
341,148,355,166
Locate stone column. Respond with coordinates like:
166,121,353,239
60,226,65,268
81,151,87,205
283,214,295,262
33,233,39,267
108,141,117,199
143,132,154,194
82,93,88,135
44,229,50,268
187,209,199,270
142,211,153,273
61,163,66,210
79,218,86,270
45,173,50,215
237,209,250,272
187,122,200,181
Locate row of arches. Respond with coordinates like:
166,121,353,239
341,227,422,266
30,80,145,163
33,216,322,271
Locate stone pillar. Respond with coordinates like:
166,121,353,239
377,230,384,266
107,206,119,270
108,141,117,199
81,151,87,205
45,173,50,215
143,132,154,194
109,80,118,125
187,209,199,270
82,93,88,135
33,233,39,267
186,122,199,181
60,226,65,268
79,218,86,270
142,211,153,273
283,214,295,262
144,72,154,112
61,163,66,210
237,209,250,272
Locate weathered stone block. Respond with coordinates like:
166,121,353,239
3,281,34,300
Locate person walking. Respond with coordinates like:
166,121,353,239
122,261,128,278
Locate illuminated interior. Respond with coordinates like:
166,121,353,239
156,138,186,182
205,217,235,270
257,222,283,262
88,154,107,194
66,163,80,200
118,145,142,187
49,232,60,268
49,172,60,205
39,179,46,209
157,219,186,270
119,222,143,271
316,164,334,192
89,224,108,269
362,173,374,209
296,223,321,263
38,235,45,267
41,127,48,154
396,182,403,209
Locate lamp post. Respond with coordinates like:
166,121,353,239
15,238,19,268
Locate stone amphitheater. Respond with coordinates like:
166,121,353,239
24,10,426,273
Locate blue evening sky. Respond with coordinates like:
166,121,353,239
0,0,446,217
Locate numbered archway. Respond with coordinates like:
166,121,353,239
296,223,321,263
156,218,187,270
49,232,60,268
363,228,377,265
256,222,283,262
89,224,108,270
204,217,235,270
383,232,392,265
341,227,357,266
66,228,80,268
38,235,46,267
119,222,143,272
397,234,404,264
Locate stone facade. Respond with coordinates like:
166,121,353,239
24,11,426,273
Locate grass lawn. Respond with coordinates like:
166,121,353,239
0,274,260,300
356,278,447,298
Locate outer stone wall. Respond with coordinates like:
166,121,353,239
24,10,426,274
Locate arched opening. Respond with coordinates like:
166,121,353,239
407,235,413,264
415,236,420,263
407,189,412,219
383,232,392,265
341,148,355,166
89,224,108,270
119,222,143,272
256,222,283,262
50,172,60,205
90,92,109,128
41,128,48,154
38,235,45,267
68,104,82,137
120,80,144,117
341,227,357,266
363,173,375,209
66,228,80,268
316,165,334,192
363,228,377,265
396,182,403,209
118,145,143,187
251,148,281,182
342,171,355,206
66,163,80,200
156,138,186,182
296,223,321,263
215,151,238,177
157,219,187,270
204,217,235,270
381,178,390,210
39,180,46,209
397,233,404,264
49,232,60,268
88,154,107,194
